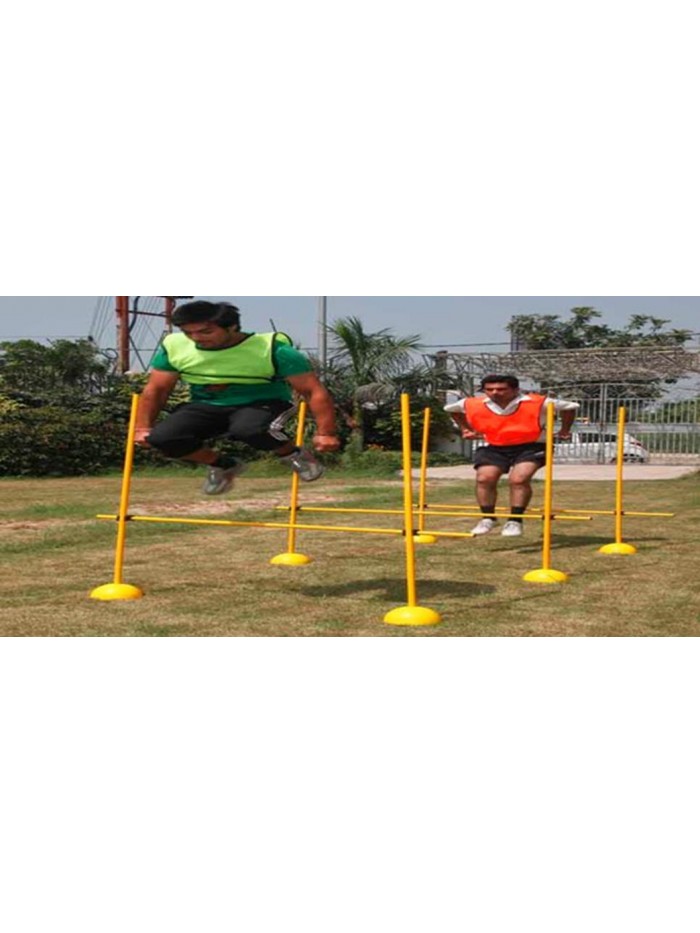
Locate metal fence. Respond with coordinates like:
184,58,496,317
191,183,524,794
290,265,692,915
430,349,700,465
438,388,700,465
553,391,699,464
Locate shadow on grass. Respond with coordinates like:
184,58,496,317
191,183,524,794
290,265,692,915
488,535,669,554
298,578,496,602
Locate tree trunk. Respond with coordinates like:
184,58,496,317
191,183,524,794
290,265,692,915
348,401,365,453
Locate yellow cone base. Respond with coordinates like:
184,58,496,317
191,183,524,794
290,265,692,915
269,552,313,565
413,533,438,545
598,542,637,555
384,605,442,626
90,583,144,601
522,568,569,584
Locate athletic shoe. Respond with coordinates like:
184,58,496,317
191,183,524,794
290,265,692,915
280,447,324,482
471,517,498,536
202,461,247,495
501,520,524,537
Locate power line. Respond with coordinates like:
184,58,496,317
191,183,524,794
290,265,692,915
423,342,510,348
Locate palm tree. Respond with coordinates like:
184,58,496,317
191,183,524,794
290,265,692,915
323,316,424,450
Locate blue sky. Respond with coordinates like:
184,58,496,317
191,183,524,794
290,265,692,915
0,296,697,352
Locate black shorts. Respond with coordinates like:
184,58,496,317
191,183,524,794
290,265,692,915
473,443,546,474
147,400,297,458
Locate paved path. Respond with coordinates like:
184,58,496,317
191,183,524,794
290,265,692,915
418,463,699,482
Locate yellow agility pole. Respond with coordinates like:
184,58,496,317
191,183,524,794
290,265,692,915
598,407,638,555
384,394,441,626
90,394,144,601
523,402,569,584
414,407,438,544
270,400,313,565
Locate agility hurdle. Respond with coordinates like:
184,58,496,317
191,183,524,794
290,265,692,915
597,407,675,555
271,403,477,553
275,402,460,544
90,394,443,626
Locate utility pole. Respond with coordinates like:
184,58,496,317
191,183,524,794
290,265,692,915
116,296,130,373
115,296,191,373
317,296,328,371
163,296,177,331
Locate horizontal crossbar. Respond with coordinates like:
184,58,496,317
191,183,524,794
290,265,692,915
276,506,592,521
424,503,674,518
96,514,404,536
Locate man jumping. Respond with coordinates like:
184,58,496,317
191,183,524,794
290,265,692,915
135,300,340,494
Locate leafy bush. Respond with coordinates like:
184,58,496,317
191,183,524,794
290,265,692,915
426,451,466,465
367,398,455,450
0,408,123,476
339,447,403,475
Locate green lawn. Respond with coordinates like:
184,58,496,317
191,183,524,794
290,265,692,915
1,466,698,636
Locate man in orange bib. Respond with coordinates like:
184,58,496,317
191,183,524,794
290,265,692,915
444,375,578,537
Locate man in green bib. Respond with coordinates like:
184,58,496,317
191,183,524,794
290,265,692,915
135,300,340,494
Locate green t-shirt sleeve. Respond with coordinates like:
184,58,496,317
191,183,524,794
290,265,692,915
273,340,313,378
150,343,177,371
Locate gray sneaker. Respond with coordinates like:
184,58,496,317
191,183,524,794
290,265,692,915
202,461,246,495
280,447,324,482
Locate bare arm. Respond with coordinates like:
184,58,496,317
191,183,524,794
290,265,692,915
444,399,482,440
452,413,482,440
135,370,180,445
286,371,340,452
557,409,576,439
549,400,578,440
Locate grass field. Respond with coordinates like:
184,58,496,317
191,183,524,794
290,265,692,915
1,465,698,636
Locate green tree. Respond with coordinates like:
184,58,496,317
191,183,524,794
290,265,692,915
0,339,164,476
508,307,691,351
323,316,424,450
0,338,113,409
506,308,693,404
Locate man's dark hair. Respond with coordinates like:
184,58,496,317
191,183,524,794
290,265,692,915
172,300,241,329
480,374,519,390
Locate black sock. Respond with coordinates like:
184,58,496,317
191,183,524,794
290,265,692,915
213,453,241,470
510,506,525,524
480,506,496,517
